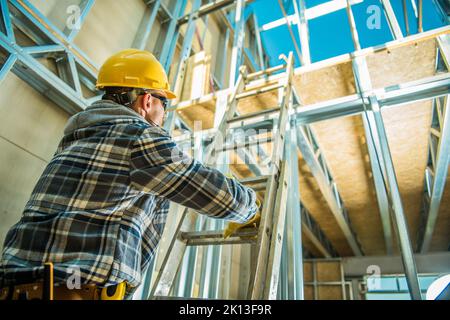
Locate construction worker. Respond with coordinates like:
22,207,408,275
0,49,259,300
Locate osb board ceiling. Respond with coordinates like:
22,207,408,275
381,101,435,251
302,116,378,257
366,38,437,89
175,37,449,257
237,90,279,114
293,61,356,105
297,153,353,257
307,99,435,257
176,101,216,130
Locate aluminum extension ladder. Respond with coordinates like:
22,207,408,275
149,52,296,300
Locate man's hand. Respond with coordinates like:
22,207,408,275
223,198,261,239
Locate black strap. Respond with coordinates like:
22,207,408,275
42,263,53,300
102,91,134,107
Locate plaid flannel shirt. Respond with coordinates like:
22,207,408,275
0,100,257,294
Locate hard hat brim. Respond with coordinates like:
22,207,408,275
97,83,177,100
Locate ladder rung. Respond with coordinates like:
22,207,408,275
227,107,280,125
239,175,269,191
218,137,273,153
430,127,441,138
230,119,275,133
236,83,284,100
247,182,267,192
245,64,286,80
239,175,270,185
181,229,258,246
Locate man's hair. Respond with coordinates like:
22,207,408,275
102,86,139,107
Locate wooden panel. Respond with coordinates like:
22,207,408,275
298,151,354,257
317,286,343,300
304,285,314,300
382,101,434,252
367,38,437,89
316,261,341,282
237,90,279,115
309,115,385,256
293,61,356,105
176,99,216,130
303,261,313,282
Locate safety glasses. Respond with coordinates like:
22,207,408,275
150,93,169,110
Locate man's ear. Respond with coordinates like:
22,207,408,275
142,93,151,113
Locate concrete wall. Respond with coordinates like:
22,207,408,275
74,0,147,67
0,73,69,252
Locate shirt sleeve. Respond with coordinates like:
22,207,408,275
130,126,258,223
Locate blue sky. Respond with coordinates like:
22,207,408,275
247,0,447,67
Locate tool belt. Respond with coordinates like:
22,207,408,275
0,263,127,300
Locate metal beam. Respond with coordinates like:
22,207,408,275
342,252,450,277
0,33,86,113
296,72,450,125
417,95,450,253
417,0,423,33
380,0,404,40
0,0,15,41
173,71,450,146
22,44,65,55
177,0,253,26
277,0,303,65
364,95,422,300
345,0,361,51
346,2,393,254
162,0,198,133
159,0,188,70
13,0,99,73
283,105,305,299
0,53,17,83
64,0,95,42
132,0,161,50
293,0,311,65
260,0,364,32
219,28,230,87
229,0,245,88
351,55,394,255
252,14,265,70
402,0,410,36
417,34,450,253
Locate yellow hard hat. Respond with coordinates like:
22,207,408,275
96,49,176,99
